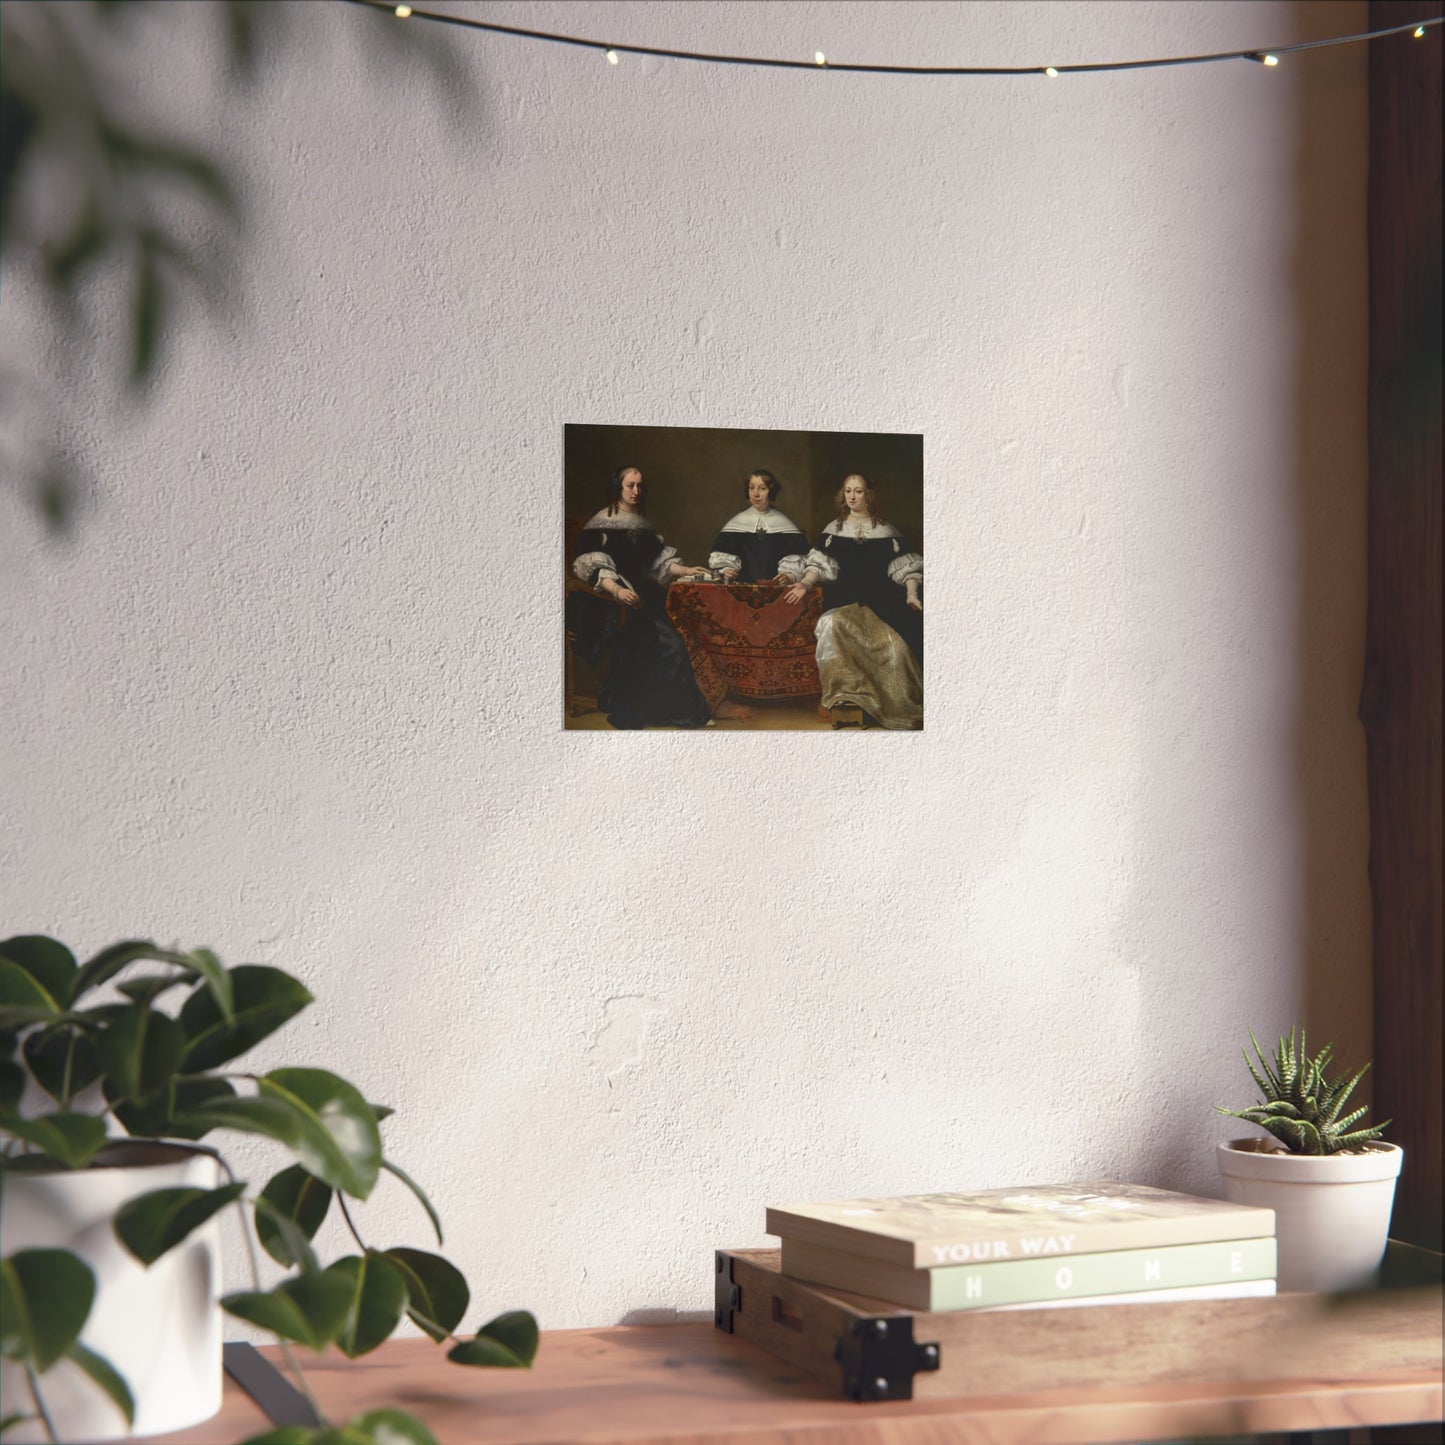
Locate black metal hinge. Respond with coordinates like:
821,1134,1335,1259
714,1250,742,1332
834,1313,941,1401
223,1341,320,1427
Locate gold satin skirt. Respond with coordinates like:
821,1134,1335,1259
815,604,922,730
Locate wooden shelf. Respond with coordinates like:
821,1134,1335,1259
148,1254,1443,1445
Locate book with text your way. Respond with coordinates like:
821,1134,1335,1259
766,1181,1275,1271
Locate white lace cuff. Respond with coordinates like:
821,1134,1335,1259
804,548,840,583
650,544,679,583
574,551,615,586
709,551,743,575
775,554,808,582
888,553,924,586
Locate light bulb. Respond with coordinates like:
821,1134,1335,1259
606,49,619,65
1262,53,1279,66
814,51,826,66
1044,66,1059,78
1414,25,1426,38
394,3,411,15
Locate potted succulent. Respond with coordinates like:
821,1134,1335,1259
1215,1025,1402,1293
0,934,537,1444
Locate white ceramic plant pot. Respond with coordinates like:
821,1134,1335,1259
0,1141,223,1442
1216,1138,1403,1293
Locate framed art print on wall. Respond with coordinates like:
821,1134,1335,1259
563,423,924,732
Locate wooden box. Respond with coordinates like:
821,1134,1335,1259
715,1243,1445,1404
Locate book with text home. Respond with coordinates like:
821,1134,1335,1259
981,1278,1276,1310
779,1234,1278,1310
766,1181,1275,1270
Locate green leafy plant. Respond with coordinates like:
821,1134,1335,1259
1216,1025,1391,1156
0,935,536,1445
2,1,468,532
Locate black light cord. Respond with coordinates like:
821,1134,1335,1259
337,1,1441,77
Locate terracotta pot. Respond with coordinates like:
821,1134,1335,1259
1216,1137,1403,1293
0,1141,224,1441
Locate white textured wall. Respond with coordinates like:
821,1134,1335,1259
0,1,1370,1330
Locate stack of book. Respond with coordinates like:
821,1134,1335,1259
766,1181,1277,1312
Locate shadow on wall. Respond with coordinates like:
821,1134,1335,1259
1126,1,1374,1195
1287,0,1372,1087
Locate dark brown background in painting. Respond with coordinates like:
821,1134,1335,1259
563,425,924,564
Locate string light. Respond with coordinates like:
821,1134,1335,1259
339,2,1443,78
605,49,619,65
393,3,410,16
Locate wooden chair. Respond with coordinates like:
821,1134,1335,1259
564,515,627,718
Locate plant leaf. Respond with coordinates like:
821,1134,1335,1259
223,1273,353,1351
129,236,164,389
1332,1121,1392,1151
175,1088,376,1200
113,1182,245,1266
179,966,312,1071
97,1005,187,1103
382,1248,468,1342
116,975,191,1008
0,959,60,1027
181,948,233,1023
252,1196,321,1277
67,1341,135,1426
0,1112,108,1168
107,1072,240,1142
139,1075,238,1138
71,941,180,1000
259,1070,381,1201
0,1414,37,1435
380,1158,442,1246
0,1060,25,1114
237,1431,315,1445
23,1026,102,1103
1330,1104,1371,1134
326,1253,407,1359
171,1094,309,1154
0,1248,95,1371
0,1260,24,1359
351,1408,441,1445
477,1309,538,1365
447,1310,538,1368
101,125,240,218
256,1165,332,1268
0,938,76,1008
150,1076,240,1141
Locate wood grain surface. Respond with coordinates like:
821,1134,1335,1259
723,1247,1444,1403
145,1291,1442,1445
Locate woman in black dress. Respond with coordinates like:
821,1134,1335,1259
707,469,810,585
783,473,923,729
570,465,712,729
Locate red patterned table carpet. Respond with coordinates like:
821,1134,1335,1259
666,581,822,709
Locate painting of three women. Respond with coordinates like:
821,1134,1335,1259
563,423,924,732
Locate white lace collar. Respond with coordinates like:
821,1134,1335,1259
582,508,655,532
823,518,901,540
718,507,806,536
